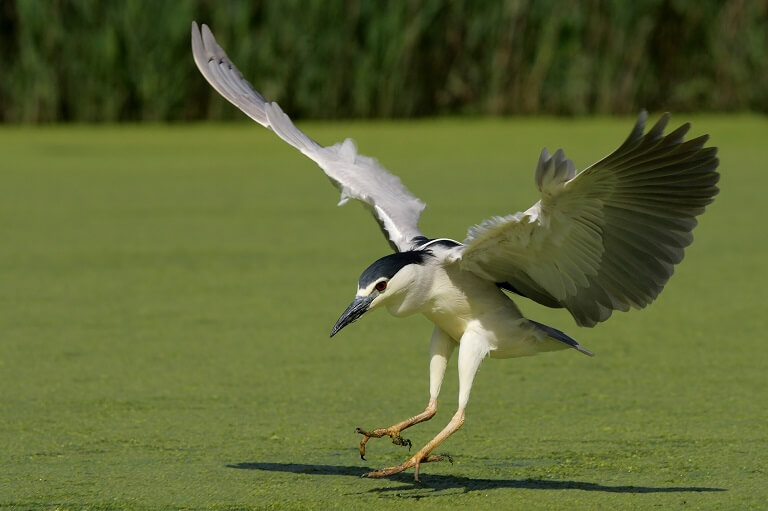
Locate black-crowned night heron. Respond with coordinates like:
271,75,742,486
191,22,719,481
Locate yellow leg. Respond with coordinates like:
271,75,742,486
356,398,437,459
361,329,487,481
362,408,465,482
356,327,456,460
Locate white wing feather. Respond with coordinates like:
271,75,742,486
191,22,425,252
460,112,719,327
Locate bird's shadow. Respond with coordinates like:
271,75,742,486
227,461,726,496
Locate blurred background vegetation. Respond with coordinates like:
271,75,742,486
0,0,766,123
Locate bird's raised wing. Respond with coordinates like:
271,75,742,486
191,22,426,252
459,112,719,327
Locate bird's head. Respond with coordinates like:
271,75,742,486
330,250,434,337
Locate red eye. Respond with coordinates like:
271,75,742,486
375,280,387,292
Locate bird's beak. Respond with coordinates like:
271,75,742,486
330,295,374,338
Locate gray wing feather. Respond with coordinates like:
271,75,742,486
460,111,719,327
191,22,425,252
192,23,269,126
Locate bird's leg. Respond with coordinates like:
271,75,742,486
356,398,436,458
356,327,455,460
362,409,465,481
362,329,487,481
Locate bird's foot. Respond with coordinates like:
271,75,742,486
355,427,411,460
361,453,453,482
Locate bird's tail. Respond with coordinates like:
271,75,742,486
530,320,594,357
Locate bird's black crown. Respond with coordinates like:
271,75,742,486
358,251,433,288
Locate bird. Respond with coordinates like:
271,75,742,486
191,21,719,481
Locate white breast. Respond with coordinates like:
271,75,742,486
420,255,524,342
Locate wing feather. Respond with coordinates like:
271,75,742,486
191,22,425,252
460,112,719,326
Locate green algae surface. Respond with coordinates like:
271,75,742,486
1,117,765,509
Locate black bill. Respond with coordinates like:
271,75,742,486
330,295,374,338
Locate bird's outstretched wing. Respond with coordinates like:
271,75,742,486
459,111,719,327
191,22,426,252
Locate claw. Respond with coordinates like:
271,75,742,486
356,427,373,459
392,435,412,450
358,406,463,481
422,453,452,464
362,452,454,481
356,426,413,460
